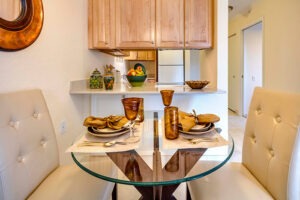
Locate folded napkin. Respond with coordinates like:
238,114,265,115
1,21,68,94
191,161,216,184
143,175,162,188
178,111,196,132
178,111,220,132
197,114,220,124
83,115,129,130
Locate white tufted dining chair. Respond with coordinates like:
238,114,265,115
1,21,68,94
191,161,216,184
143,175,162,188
188,87,300,200
0,89,114,200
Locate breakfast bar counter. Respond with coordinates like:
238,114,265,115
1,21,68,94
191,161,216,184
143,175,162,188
70,79,225,95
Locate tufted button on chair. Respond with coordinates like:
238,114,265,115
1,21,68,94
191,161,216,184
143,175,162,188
188,87,300,200
0,89,115,200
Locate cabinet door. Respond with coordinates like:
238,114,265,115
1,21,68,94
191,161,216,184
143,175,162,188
156,0,184,48
88,0,115,49
185,0,213,49
115,0,155,48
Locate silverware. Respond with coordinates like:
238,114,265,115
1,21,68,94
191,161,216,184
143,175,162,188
104,141,127,147
188,137,218,144
192,109,199,124
77,140,127,147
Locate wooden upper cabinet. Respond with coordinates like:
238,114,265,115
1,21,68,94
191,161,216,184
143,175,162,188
124,50,156,61
88,0,115,49
88,0,213,50
156,0,184,48
115,0,155,49
185,0,213,49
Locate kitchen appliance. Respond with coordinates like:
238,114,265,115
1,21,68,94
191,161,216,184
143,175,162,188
157,50,184,84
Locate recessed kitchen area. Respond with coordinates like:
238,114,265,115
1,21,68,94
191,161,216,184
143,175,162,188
116,49,202,84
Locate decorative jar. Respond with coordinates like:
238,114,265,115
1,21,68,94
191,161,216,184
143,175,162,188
89,68,103,89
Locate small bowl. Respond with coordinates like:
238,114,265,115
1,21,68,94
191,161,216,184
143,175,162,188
126,75,147,87
185,80,210,89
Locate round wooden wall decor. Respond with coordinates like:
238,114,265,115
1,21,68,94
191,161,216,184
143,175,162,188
0,0,44,51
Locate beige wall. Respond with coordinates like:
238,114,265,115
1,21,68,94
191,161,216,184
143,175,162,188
0,0,115,164
229,0,300,93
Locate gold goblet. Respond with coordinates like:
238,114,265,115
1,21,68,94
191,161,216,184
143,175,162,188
160,90,174,106
122,98,140,143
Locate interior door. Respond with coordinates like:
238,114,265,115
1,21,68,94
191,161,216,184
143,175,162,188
243,22,263,116
228,34,240,114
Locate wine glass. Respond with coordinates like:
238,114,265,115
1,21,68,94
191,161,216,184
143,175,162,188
122,98,141,143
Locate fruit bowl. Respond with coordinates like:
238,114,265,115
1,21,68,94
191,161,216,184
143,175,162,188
126,75,147,87
185,80,210,89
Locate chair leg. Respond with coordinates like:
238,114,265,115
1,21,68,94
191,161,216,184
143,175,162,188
186,184,192,200
112,183,117,200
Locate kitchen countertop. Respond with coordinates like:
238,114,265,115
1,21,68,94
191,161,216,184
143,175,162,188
70,79,225,95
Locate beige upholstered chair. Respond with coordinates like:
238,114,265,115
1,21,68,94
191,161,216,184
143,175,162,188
188,87,300,200
0,89,114,200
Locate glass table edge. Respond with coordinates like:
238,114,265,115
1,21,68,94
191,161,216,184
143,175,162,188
71,137,235,187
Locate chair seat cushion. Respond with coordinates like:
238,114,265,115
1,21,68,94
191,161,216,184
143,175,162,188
27,163,115,200
188,162,274,200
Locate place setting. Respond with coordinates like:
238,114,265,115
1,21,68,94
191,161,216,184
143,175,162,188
159,90,229,150
67,97,144,153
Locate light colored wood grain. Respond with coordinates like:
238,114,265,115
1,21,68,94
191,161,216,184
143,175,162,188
185,0,213,49
156,0,184,48
88,0,115,49
115,0,155,49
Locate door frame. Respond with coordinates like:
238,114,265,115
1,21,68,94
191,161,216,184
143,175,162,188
240,18,264,117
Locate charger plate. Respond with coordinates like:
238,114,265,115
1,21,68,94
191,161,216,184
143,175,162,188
91,126,127,134
179,123,215,135
88,127,129,138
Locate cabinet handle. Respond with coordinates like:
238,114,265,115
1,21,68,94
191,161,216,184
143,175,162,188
105,42,108,45
179,41,183,44
152,41,154,44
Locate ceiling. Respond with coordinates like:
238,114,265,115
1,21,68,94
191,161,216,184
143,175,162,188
228,0,255,19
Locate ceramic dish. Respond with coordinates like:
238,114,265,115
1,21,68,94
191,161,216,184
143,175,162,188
180,128,216,139
91,126,127,134
88,127,129,138
179,123,215,135
189,123,212,132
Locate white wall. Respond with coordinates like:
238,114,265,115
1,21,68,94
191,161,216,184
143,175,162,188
229,0,300,93
0,0,115,164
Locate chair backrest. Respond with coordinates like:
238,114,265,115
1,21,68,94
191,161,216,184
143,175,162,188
287,126,300,200
242,87,300,200
0,89,59,200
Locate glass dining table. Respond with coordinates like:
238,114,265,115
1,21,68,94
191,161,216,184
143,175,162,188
71,111,234,200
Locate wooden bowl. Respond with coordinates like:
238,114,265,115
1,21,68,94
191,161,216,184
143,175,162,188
185,80,210,89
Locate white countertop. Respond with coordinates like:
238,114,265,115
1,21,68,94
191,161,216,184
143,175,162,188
70,79,225,95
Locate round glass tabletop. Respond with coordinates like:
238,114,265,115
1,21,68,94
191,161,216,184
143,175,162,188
71,111,234,187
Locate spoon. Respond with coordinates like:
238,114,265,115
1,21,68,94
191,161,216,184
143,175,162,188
188,137,218,144
103,140,127,147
